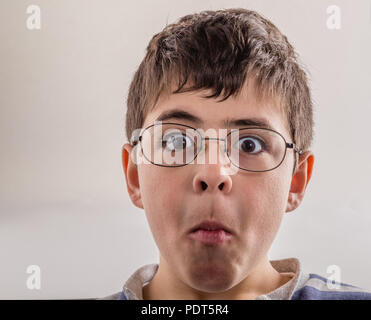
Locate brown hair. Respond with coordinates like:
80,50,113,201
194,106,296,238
125,8,314,172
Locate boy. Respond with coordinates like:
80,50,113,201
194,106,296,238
103,8,371,299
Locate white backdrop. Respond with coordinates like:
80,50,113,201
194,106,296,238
0,0,370,299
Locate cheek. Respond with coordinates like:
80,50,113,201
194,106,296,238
139,165,178,208
238,172,290,248
138,165,184,246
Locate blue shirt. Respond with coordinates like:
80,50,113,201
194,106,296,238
99,258,371,300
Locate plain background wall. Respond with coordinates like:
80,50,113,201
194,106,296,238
0,0,370,299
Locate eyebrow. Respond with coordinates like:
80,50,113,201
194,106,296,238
155,108,276,130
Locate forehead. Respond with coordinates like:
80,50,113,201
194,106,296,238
143,81,291,140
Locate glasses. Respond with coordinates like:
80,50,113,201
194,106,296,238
131,122,303,172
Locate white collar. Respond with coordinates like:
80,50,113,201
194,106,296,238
122,257,307,300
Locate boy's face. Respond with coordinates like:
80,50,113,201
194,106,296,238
123,81,314,293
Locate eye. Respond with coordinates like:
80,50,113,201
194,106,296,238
162,133,193,151
237,136,265,154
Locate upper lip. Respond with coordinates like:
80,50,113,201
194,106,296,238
189,220,233,234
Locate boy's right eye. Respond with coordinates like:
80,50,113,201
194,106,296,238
162,133,193,151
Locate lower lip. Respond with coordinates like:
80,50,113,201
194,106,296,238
189,229,232,244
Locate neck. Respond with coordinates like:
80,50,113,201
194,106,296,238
143,256,293,300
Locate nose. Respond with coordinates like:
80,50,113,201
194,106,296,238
192,138,233,194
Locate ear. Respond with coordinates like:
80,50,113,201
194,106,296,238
122,143,144,209
285,151,315,213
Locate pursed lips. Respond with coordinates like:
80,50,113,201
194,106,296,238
190,220,232,233
188,220,233,244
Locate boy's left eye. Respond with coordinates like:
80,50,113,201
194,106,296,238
236,136,265,154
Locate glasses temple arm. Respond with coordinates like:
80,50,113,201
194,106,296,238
130,135,141,147
286,143,303,155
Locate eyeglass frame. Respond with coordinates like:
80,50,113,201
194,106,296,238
130,122,304,173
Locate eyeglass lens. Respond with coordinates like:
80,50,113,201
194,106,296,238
140,123,287,171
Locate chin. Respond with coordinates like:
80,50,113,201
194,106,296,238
186,263,238,293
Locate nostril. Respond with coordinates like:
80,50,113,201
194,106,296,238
218,182,224,190
201,181,207,190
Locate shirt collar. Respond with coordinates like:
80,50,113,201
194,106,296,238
120,257,303,300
